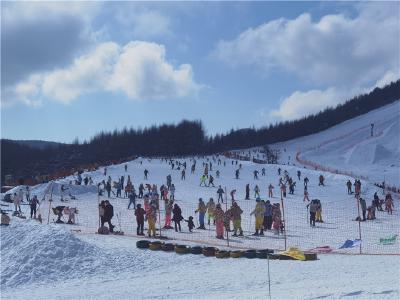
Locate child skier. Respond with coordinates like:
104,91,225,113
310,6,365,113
185,216,195,232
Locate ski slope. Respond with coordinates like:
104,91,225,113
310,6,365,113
1,102,400,299
273,101,400,188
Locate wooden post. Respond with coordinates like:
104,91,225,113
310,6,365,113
225,186,229,247
47,181,54,225
281,189,287,251
97,185,101,229
356,194,362,254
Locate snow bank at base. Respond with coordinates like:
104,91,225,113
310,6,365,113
0,220,106,288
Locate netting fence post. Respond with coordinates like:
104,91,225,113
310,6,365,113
281,188,287,251
224,186,229,247
47,181,54,225
356,194,362,254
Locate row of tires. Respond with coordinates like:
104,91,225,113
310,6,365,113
137,240,317,260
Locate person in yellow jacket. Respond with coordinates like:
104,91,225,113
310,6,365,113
146,200,157,237
250,198,266,236
315,199,323,222
206,198,216,225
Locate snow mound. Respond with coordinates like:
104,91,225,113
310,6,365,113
1,220,104,288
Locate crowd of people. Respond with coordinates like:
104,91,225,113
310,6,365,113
2,154,397,242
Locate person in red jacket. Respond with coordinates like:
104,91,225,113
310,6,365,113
135,204,145,235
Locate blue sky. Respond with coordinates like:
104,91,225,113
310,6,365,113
1,1,398,142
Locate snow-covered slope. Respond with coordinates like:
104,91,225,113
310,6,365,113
273,101,400,187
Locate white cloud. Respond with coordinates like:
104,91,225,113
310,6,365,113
214,3,399,88
4,41,201,105
269,70,398,121
269,88,348,121
115,8,172,39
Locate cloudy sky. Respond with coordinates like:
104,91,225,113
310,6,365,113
1,1,399,143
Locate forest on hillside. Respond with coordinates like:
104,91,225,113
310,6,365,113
1,80,399,183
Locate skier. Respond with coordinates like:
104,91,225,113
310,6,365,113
164,200,173,229
144,169,149,180
146,200,157,237
297,170,301,181
170,184,175,201
367,202,376,220
304,177,309,188
13,193,22,214
318,175,325,186
216,170,220,178
185,216,195,232
280,183,287,198
385,194,394,215
217,186,224,203
60,185,68,202
289,181,296,194
199,175,207,187
245,184,250,200
29,195,39,219
105,181,111,198
166,174,172,190
315,199,323,223
308,200,318,227
264,200,273,230
230,202,243,236
278,168,281,176
172,203,183,232
235,169,240,179
138,183,144,198
206,198,216,225
135,204,145,235
124,164,127,172
230,189,236,202
25,186,31,202
303,188,310,202
373,192,383,211
272,203,283,235
254,185,260,199
127,191,137,209
250,198,265,236
208,175,215,187
191,164,195,174
195,198,207,229
215,204,225,239
261,168,266,176
359,197,367,221
181,169,186,180
104,167,107,176
346,180,352,194
268,184,274,198
253,170,259,180
104,200,115,233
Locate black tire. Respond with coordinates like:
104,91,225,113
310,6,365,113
175,244,189,254
230,250,243,258
215,250,230,259
279,254,296,260
266,254,280,260
244,250,257,259
149,241,163,251
136,240,150,249
304,252,318,261
256,249,273,259
161,243,175,252
202,247,217,257
190,246,203,255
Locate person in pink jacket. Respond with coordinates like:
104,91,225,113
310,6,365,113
214,204,225,239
